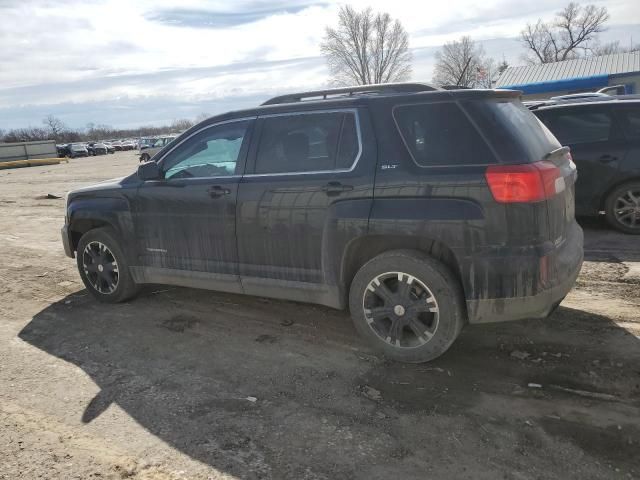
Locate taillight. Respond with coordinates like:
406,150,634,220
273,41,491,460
485,161,562,203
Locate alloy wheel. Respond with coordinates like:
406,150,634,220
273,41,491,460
613,189,640,230
82,241,119,294
362,271,439,349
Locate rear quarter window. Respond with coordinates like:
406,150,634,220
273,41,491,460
393,102,495,167
463,99,560,162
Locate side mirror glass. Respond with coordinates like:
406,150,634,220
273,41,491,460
137,161,161,181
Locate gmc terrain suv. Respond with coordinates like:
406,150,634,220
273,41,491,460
530,97,640,234
61,83,583,363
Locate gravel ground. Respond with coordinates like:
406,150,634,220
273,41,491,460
1,152,639,480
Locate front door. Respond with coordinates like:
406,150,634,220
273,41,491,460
133,119,254,290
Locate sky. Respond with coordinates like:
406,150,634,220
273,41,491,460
0,0,639,131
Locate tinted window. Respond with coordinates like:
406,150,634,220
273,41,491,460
255,111,358,174
463,99,560,162
538,107,612,145
336,113,359,169
394,102,495,166
163,121,249,179
619,107,640,139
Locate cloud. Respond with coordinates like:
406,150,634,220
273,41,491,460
0,0,638,130
146,1,329,28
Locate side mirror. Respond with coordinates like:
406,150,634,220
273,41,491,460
137,161,161,181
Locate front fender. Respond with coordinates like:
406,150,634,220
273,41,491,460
67,196,135,260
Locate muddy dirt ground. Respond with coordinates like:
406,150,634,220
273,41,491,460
1,152,639,480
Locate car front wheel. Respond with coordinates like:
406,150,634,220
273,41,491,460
349,250,465,363
76,227,138,303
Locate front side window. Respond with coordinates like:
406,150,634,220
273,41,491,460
394,102,495,166
254,111,359,174
162,121,249,179
538,107,613,145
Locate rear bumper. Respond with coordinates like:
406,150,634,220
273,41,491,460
61,225,74,258
466,223,583,324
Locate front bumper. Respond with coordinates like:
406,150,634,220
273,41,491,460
466,223,584,324
61,225,74,258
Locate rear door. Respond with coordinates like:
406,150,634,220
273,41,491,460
535,105,623,215
615,104,640,178
236,108,374,290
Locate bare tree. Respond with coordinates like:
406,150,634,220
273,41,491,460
432,36,496,88
521,3,609,64
195,112,211,123
42,114,67,139
171,119,194,131
591,40,640,56
3,127,51,143
321,5,411,86
497,59,510,76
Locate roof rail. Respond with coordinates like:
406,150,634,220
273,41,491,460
261,82,439,106
524,93,640,110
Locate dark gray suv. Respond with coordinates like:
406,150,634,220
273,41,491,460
61,83,583,363
532,97,640,234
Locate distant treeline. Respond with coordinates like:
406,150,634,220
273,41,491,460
0,116,203,144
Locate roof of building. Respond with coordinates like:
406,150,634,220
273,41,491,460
496,51,640,88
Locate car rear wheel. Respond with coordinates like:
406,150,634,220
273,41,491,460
76,227,138,303
605,181,640,234
140,153,150,162
349,250,465,363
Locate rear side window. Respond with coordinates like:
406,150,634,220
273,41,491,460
394,102,495,166
255,111,359,174
464,100,560,162
537,107,612,145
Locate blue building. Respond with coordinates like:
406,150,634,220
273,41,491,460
495,51,640,99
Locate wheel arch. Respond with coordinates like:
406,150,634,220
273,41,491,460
67,197,133,254
599,176,640,210
340,235,464,304
69,218,115,251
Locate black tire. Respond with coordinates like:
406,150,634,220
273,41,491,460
140,153,150,163
349,250,465,363
76,227,138,303
604,181,640,234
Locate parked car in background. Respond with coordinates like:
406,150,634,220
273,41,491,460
139,135,177,162
62,83,583,363
111,141,123,151
532,97,640,234
102,142,115,154
121,140,136,151
67,143,89,158
56,144,68,158
56,143,88,158
87,142,108,156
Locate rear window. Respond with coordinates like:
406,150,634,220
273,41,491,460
393,102,495,166
463,100,560,162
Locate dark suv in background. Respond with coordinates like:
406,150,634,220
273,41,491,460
61,83,583,363
531,97,640,234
